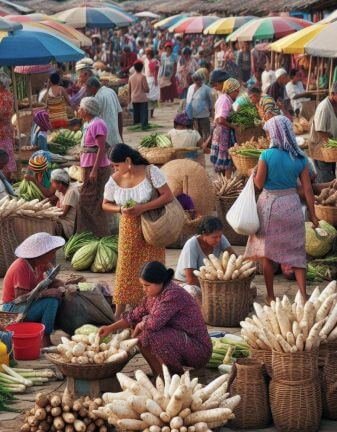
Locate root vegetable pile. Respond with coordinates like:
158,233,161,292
213,175,244,198
193,253,256,281
315,180,337,206
20,390,107,432
0,196,62,220
94,366,241,432
241,281,337,352
56,329,138,365
207,336,249,370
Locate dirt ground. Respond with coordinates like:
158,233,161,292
0,102,336,431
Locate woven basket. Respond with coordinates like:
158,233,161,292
235,125,265,144
139,147,175,165
11,110,33,135
229,358,271,429
315,204,337,227
199,276,253,327
46,352,134,380
229,151,259,177
318,341,337,368
272,349,319,382
13,216,56,244
0,218,19,277
250,348,272,378
172,148,205,167
167,213,203,249
215,197,247,246
0,312,19,330
321,146,337,163
321,343,337,420
270,378,322,432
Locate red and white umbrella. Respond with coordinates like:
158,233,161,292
169,16,219,34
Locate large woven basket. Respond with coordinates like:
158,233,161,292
13,216,56,244
11,110,33,135
250,348,272,378
229,358,271,429
320,146,337,163
172,148,205,167
0,218,19,277
229,151,259,177
270,378,322,432
46,352,134,380
139,147,175,165
199,276,253,327
215,197,247,246
234,125,265,144
272,349,319,382
315,204,337,227
321,343,337,420
167,213,203,249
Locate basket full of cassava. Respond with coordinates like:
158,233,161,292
194,253,256,327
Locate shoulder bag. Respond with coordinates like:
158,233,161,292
141,165,185,248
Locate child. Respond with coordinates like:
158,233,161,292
31,109,52,150
128,60,150,130
0,150,15,199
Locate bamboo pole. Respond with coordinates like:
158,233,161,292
329,58,333,94
28,74,33,111
306,55,312,91
11,67,21,149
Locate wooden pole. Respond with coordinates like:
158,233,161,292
306,55,312,91
11,67,21,149
329,58,333,94
28,74,33,111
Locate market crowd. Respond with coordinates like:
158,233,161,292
0,19,336,374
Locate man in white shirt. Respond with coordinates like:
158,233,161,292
286,69,310,115
261,60,276,94
86,77,123,147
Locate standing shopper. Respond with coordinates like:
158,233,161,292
44,72,71,129
77,97,111,237
128,60,150,130
186,71,213,141
86,77,123,147
210,78,240,176
245,115,318,303
103,144,174,319
159,41,178,103
144,48,160,118
236,42,251,83
0,72,16,176
176,47,198,99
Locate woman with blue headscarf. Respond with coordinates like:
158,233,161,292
245,115,318,304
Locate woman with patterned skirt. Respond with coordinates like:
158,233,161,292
103,144,174,319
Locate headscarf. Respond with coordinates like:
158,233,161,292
28,154,49,172
33,109,52,132
80,97,100,117
192,71,204,82
51,168,70,185
222,78,240,95
196,67,209,82
0,72,11,89
174,112,192,127
264,115,305,158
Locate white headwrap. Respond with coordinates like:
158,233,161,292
80,97,100,117
0,72,11,89
51,168,70,184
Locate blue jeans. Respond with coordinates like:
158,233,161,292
3,298,60,335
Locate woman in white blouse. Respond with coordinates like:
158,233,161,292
103,144,174,319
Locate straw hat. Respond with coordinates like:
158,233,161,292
15,232,65,259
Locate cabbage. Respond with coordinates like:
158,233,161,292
305,220,337,258
74,324,98,335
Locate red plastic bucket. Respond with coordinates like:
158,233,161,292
6,322,45,360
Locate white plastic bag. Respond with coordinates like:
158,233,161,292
226,175,260,235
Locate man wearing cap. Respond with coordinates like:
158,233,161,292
70,59,94,108
310,82,337,182
86,77,123,148
266,68,291,117
2,233,65,340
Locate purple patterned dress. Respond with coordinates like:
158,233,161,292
123,281,212,373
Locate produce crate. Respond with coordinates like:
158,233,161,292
320,146,337,163
13,216,56,244
315,204,337,227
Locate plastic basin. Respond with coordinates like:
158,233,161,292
6,322,45,360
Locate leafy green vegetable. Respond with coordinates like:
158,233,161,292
229,104,260,129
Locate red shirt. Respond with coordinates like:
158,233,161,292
2,258,44,303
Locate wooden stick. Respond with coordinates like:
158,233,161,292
306,55,312,92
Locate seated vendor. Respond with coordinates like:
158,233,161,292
0,150,15,199
2,232,65,338
175,216,235,288
25,151,55,200
31,109,52,151
248,87,281,122
99,261,212,375
167,112,202,149
51,169,80,239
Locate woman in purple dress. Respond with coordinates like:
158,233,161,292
99,261,211,375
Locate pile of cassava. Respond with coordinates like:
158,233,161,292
193,253,256,281
56,329,138,365
241,281,337,352
94,366,241,432
20,390,108,432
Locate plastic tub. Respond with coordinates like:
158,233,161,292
6,322,45,360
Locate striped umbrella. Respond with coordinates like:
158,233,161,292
5,13,52,22
169,16,219,34
0,17,22,31
53,6,133,29
227,16,312,42
154,14,190,30
204,16,255,35
305,20,337,58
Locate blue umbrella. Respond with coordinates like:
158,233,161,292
0,28,84,66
